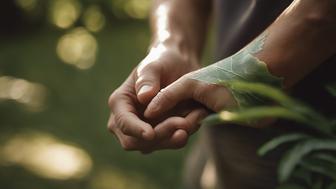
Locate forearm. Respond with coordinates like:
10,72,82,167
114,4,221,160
150,0,212,62
255,0,336,88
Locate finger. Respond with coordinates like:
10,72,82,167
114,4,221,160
141,129,188,154
153,108,208,145
192,83,236,112
154,116,189,139
109,116,157,151
107,113,133,146
107,113,118,138
145,77,236,118
144,76,195,118
110,93,155,141
117,131,151,151
135,62,161,104
183,108,209,135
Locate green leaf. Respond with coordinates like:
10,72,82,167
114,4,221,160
291,168,312,186
312,153,336,165
222,81,333,134
222,81,297,108
202,106,309,127
279,139,336,183
258,133,310,156
300,157,336,180
312,178,323,189
276,184,306,189
190,32,283,107
327,182,336,189
326,83,336,97
202,106,331,135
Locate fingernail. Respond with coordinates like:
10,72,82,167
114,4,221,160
138,85,152,95
145,102,158,117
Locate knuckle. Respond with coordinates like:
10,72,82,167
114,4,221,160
121,138,135,151
137,60,159,75
107,115,116,133
108,91,119,108
120,124,129,135
107,120,115,133
184,119,197,134
114,113,126,132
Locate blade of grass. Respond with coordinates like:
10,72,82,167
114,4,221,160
258,134,310,156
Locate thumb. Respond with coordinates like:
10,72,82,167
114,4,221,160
144,76,195,118
135,66,161,104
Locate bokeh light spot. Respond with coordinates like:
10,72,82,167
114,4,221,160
0,76,47,111
201,159,217,189
57,27,98,70
90,167,158,189
83,5,106,33
50,0,81,29
0,131,92,180
15,0,38,11
124,0,151,19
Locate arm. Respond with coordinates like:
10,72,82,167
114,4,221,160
135,0,212,103
257,0,336,88
149,0,211,60
108,0,212,152
145,0,336,120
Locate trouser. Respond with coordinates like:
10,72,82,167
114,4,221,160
183,123,293,189
207,125,282,189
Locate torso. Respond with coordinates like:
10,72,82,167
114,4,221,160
207,1,336,188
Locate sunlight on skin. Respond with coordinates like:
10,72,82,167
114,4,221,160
90,167,158,189
283,0,301,16
83,5,106,33
155,4,171,43
57,27,98,70
201,159,217,189
137,43,167,76
0,76,47,111
50,0,82,29
0,131,92,180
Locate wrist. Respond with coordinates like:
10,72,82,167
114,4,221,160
149,35,201,66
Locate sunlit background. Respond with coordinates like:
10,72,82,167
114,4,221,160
0,0,217,188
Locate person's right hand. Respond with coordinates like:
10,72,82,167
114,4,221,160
135,43,200,104
107,43,208,152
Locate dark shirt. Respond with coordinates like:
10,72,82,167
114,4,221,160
206,1,336,188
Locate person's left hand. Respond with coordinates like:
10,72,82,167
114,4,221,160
108,69,208,153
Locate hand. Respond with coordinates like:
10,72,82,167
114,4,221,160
108,44,207,152
135,43,199,104
144,70,237,119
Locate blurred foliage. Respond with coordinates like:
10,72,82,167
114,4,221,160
0,0,152,35
204,81,336,189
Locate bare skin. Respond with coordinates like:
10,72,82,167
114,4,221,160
108,0,212,152
145,0,336,121
109,0,336,152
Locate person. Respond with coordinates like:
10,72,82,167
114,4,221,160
108,0,336,188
